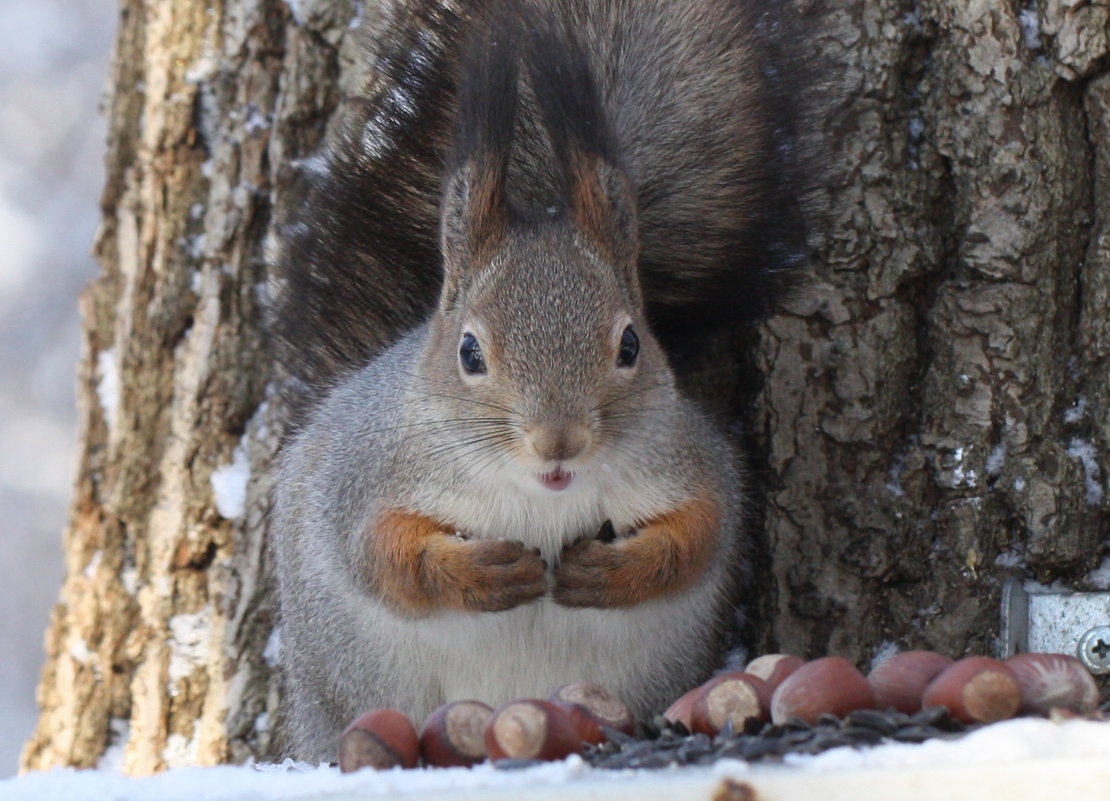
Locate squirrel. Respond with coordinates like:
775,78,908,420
268,0,808,763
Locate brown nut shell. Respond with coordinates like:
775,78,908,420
549,683,635,744
690,672,771,735
744,654,805,690
662,687,701,730
338,708,419,772
1004,653,1100,715
922,657,1021,724
770,656,876,725
484,699,584,762
420,700,494,767
868,651,954,714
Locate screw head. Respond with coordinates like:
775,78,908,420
1077,625,1110,675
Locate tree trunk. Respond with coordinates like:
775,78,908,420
753,0,1110,666
19,0,364,774
22,0,1110,773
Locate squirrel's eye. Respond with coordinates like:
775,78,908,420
617,326,639,368
459,332,487,375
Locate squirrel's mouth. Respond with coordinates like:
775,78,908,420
537,467,574,492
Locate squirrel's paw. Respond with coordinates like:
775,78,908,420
552,538,625,608
454,538,547,613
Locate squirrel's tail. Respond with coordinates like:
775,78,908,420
268,0,815,404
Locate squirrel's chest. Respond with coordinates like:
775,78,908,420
414,471,646,557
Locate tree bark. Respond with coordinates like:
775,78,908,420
21,0,1110,774
19,0,365,774
754,0,1110,663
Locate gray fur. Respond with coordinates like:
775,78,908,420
268,0,808,399
271,0,806,763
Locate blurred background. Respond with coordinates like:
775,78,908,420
0,0,115,777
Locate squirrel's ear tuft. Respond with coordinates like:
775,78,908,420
525,14,640,295
439,15,518,304
568,155,639,292
440,158,508,294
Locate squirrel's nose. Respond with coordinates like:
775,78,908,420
524,422,591,463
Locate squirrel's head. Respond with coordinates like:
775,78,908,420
417,18,670,490
423,147,674,494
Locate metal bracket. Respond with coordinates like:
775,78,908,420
1001,579,1110,674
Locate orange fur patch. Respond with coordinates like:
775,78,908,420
371,509,547,616
554,496,721,608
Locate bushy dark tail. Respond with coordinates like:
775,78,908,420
523,13,619,175
268,0,816,406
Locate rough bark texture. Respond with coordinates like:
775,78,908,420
754,0,1110,663
22,0,1110,773
19,0,366,774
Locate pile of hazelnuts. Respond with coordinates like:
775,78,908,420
337,651,1105,773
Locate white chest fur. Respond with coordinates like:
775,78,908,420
415,456,677,558
371,445,713,722
391,585,715,724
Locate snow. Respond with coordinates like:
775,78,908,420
348,2,364,30
185,54,218,85
285,0,308,25
1,719,1108,801
885,454,906,496
262,627,282,667
96,347,120,424
1064,396,1087,424
97,719,131,773
121,564,140,595
1086,556,1110,590
162,733,202,771
782,717,1108,772
84,550,101,579
244,106,270,134
1067,438,1105,506
1019,4,1042,52
187,233,207,259
167,608,213,691
869,640,899,670
66,635,92,666
210,442,250,520
1,755,596,801
949,446,977,488
985,444,1005,476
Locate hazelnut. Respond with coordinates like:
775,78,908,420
549,683,634,744
868,651,954,714
662,687,701,730
744,654,805,690
770,656,876,724
689,672,770,735
922,657,1021,724
338,708,419,772
419,700,493,767
1004,653,1100,716
484,699,583,761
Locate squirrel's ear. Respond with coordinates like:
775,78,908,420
439,15,517,308
569,156,640,297
524,14,640,298
439,157,508,303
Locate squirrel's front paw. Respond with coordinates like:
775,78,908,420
553,500,720,608
373,510,549,615
452,538,547,613
552,538,625,608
